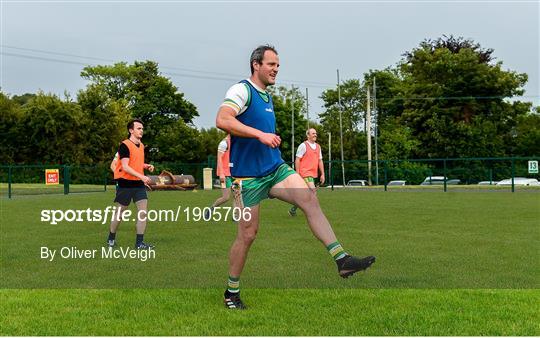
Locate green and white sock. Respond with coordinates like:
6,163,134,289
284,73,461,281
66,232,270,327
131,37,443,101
327,241,347,261
227,276,240,294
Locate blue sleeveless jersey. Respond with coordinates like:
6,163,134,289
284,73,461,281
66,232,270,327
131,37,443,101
230,80,284,177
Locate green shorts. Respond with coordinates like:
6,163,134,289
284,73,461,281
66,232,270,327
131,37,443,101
232,163,296,208
303,176,316,184
220,176,233,189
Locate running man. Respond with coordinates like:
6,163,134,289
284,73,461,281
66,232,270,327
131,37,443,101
107,118,155,249
205,135,233,218
289,128,325,216
216,45,375,310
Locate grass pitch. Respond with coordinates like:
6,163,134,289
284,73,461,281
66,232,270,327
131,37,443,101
1,189,539,335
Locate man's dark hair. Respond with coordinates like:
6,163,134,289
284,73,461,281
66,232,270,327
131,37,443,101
250,45,278,74
127,118,144,135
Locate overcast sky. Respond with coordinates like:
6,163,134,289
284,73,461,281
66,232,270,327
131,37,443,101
1,0,538,128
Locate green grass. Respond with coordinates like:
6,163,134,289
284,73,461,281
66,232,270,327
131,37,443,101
1,189,539,335
0,182,107,196
1,289,538,336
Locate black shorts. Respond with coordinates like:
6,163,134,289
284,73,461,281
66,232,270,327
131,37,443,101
114,187,148,206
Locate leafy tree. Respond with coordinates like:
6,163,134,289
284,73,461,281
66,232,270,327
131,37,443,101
199,127,227,164
398,35,531,158
268,86,308,163
513,108,540,156
329,36,534,161
80,61,199,150
152,120,202,163
11,93,37,106
319,79,367,162
0,92,24,163
20,92,86,164
77,84,131,163
378,119,420,160
362,69,403,124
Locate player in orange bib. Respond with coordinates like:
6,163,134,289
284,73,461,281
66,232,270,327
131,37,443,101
289,128,325,216
205,135,234,218
107,119,155,249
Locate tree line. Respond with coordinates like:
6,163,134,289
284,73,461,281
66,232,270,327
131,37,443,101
1,36,538,166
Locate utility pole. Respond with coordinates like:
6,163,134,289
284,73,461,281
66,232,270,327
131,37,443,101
305,87,309,130
366,85,372,185
291,85,295,166
337,69,345,186
374,77,379,185
329,132,332,190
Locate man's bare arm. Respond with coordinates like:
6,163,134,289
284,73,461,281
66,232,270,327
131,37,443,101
216,106,281,148
318,159,325,185
294,157,301,172
217,150,224,179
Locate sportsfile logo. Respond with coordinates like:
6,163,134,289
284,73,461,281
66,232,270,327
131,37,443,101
40,206,252,224
41,206,137,225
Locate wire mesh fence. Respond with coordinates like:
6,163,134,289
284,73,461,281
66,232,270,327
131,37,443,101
0,164,110,198
0,162,213,198
1,157,538,198
325,157,540,192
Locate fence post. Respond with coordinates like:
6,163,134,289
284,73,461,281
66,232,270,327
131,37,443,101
8,166,12,199
63,165,70,195
383,161,388,192
330,161,334,191
443,159,447,192
511,157,515,193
